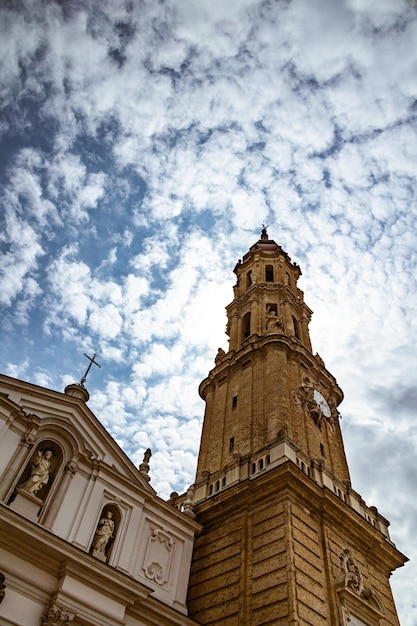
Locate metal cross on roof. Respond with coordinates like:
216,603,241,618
80,352,101,386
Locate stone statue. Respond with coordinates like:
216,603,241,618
183,484,196,519
139,448,152,481
328,398,340,432
22,449,53,494
92,510,115,553
215,347,226,364
266,307,283,332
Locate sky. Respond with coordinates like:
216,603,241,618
1,0,416,622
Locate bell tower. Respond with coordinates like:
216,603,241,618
188,231,407,626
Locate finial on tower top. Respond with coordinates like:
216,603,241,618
261,224,269,240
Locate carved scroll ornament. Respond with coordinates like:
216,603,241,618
143,527,174,586
339,548,363,595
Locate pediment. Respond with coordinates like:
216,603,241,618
0,375,155,496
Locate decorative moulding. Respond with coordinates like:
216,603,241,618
143,527,174,587
335,549,384,626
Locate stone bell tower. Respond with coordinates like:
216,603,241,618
187,230,407,626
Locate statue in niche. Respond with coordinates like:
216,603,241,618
22,449,54,495
266,307,283,332
92,510,115,553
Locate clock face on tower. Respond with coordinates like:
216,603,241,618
313,390,331,418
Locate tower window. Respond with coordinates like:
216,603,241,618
230,437,235,451
232,396,238,409
265,265,274,282
292,315,300,340
320,444,325,457
242,312,251,339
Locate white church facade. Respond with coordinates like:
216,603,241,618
0,374,201,626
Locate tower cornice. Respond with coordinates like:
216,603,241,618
199,333,342,406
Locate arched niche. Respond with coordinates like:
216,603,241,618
90,504,121,563
242,311,251,341
246,270,252,290
12,440,63,504
292,315,301,340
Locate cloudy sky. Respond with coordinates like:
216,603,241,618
1,0,416,621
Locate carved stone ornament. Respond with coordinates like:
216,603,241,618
293,377,323,428
339,548,363,595
182,484,196,519
293,377,339,431
23,432,36,446
143,527,174,586
335,548,386,626
41,602,75,625
0,572,6,604
64,462,77,476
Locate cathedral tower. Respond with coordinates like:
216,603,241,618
187,230,406,626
